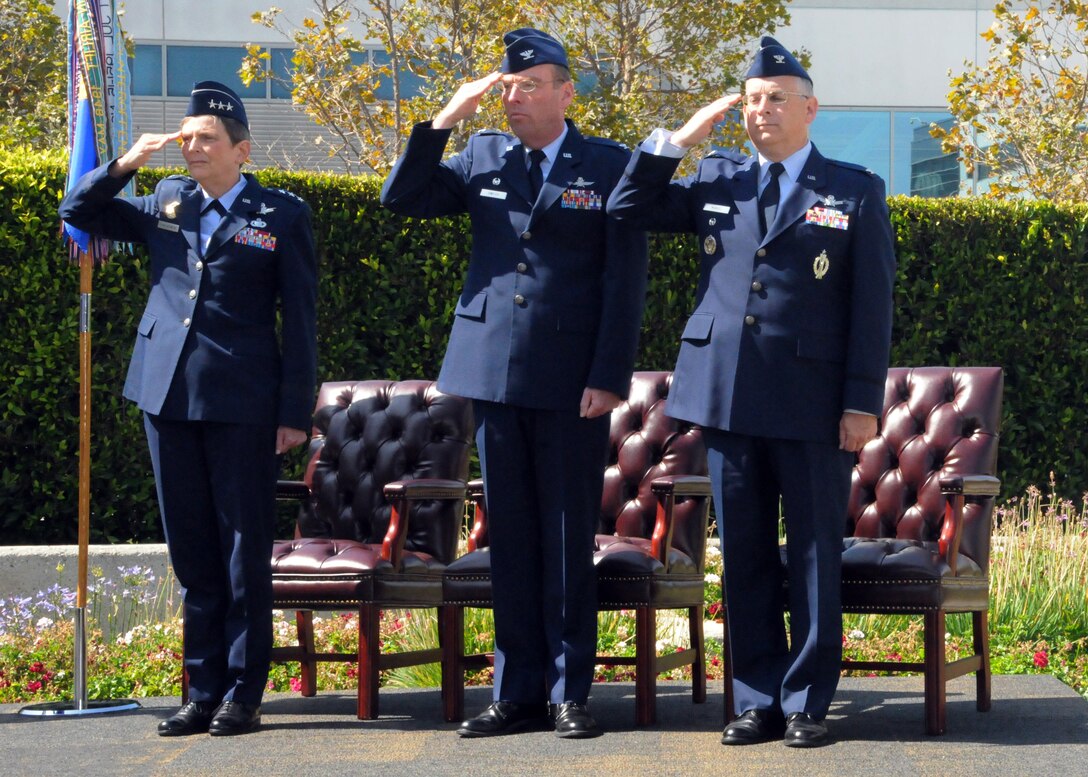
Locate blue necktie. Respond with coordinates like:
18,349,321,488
759,162,784,237
527,149,545,201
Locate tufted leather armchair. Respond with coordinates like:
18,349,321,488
720,366,1003,735
441,372,713,725
269,380,472,719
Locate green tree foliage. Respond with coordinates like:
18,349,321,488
3,154,1088,543
0,0,67,150
933,0,1088,201
241,0,795,173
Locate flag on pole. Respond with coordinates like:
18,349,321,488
63,0,133,262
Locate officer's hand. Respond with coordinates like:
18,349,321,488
839,411,877,453
276,426,308,455
580,388,623,419
111,132,183,177
670,94,743,149
433,73,504,130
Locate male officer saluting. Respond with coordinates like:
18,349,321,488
382,28,648,738
60,81,317,736
607,38,895,747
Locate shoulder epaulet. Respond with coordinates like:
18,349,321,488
704,147,748,163
583,136,629,152
264,187,308,207
827,158,876,177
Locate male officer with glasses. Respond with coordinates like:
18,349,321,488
382,28,647,739
607,37,895,747
60,81,317,737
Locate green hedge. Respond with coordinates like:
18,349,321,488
2,151,1086,544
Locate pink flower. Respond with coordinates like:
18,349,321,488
26,680,43,692
29,662,45,674
289,677,303,692
1033,650,1049,668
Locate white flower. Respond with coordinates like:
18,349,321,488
35,617,54,630
848,629,865,641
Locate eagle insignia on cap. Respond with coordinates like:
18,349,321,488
520,49,535,60
773,55,785,64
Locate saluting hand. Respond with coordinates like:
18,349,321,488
670,94,743,149
433,72,504,130
111,132,183,177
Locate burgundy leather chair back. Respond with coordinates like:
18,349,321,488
848,366,1003,570
298,380,473,564
599,371,709,565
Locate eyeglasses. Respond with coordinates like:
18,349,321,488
496,77,566,94
743,90,812,106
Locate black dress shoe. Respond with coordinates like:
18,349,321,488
207,701,261,737
157,701,219,737
783,712,829,748
720,708,785,745
457,701,549,737
550,702,602,739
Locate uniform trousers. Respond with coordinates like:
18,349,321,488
144,414,278,706
473,400,611,706
702,427,852,718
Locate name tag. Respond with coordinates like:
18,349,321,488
157,220,180,232
703,203,731,214
480,188,507,200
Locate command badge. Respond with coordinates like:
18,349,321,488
704,235,717,255
813,250,830,279
163,200,180,219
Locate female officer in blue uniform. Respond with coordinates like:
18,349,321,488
382,29,648,739
608,38,896,747
59,81,317,737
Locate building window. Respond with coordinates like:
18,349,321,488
165,46,264,99
130,44,163,96
897,113,960,198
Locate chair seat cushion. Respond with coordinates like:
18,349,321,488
594,536,704,608
271,538,444,607
806,537,987,612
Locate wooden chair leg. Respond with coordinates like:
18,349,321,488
924,609,947,735
690,605,706,703
357,604,380,720
635,606,657,726
440,604,466,723
295,610,318,697
974,610,992,712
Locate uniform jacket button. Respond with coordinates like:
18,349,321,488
516,262,528,273
521,231,532,240
744,315,757,326
756,248,767,258
182,318,192,327
195,261,204,271
513,294,526,305
188,289,197,299
751,281,764,292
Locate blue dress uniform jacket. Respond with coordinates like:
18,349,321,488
381,120,648,409
59,164,317,432
60,162,317,706
607,144,895,444
607,143,895,720
382,120,648,706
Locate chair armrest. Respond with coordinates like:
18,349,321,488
465,479,488,552
382,478,468,567
937,475,1001,573
649,475,712,566
276,479,311,501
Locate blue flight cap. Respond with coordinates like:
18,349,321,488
745,36,811,85
501,28,569,73
186,80,248,129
